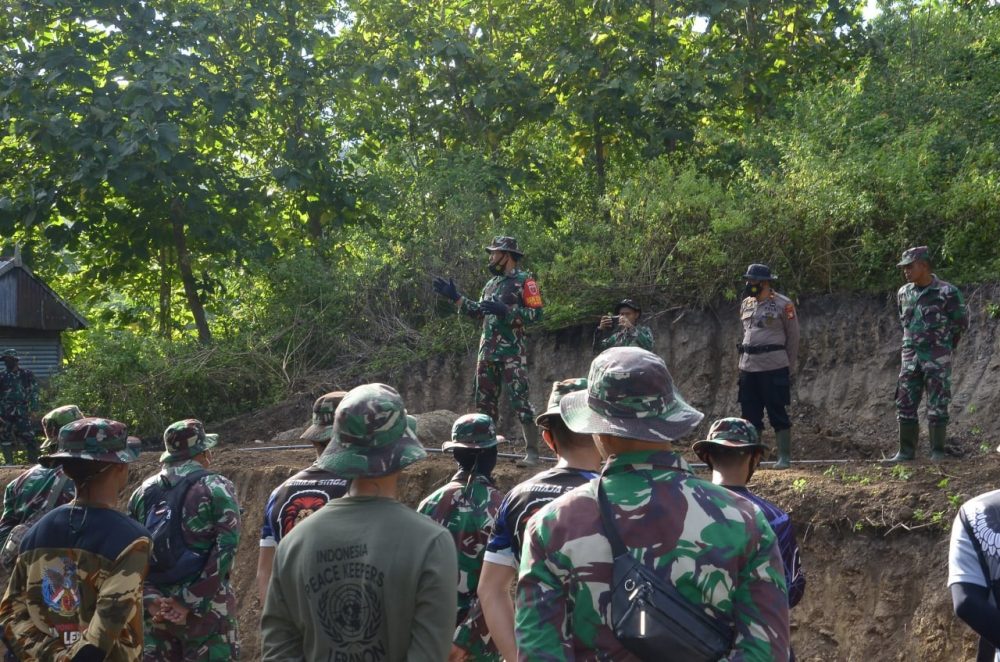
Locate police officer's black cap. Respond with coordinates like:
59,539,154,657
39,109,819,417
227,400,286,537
742,264,777,281
614,299,641,316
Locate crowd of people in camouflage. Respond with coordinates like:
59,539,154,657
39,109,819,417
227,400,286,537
0,241,982,661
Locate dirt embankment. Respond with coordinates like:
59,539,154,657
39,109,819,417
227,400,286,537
5,285,998,660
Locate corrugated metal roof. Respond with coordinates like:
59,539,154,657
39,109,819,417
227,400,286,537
0,259,87,331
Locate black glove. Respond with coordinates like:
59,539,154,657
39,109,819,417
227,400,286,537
432,276,461,302
479,299,510,317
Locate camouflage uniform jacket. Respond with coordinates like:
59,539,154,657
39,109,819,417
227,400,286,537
0,366,38,418
0,464,76,548
516,450,790,662
594,325,654,353
897,276,968,351
126,461,241,639
418,472,504,659
459,269,544,361
0,503,151,662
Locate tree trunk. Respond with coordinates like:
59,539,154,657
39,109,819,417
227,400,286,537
170,198,212,344
593,116,610,222
158,245,172,338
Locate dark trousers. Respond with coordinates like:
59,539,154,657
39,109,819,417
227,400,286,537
738,368,791,432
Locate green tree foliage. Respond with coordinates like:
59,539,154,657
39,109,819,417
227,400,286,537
2,0,997,432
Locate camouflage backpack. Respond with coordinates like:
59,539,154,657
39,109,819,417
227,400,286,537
0,474,70,570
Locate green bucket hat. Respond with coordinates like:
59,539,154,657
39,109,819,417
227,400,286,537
161,419,218,463
560,347,704,443
897,245,930,267
692,417,768,461
442,413,499,450
301,391,348,444
40,405,85,454
41,417,141,466
535,378,587,427
315,383,426,479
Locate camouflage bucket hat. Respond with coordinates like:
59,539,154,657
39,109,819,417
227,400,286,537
535,378,587,427
484,236,523,257
560,347,704,443
40,404,85,453
443,413,498,450
897,245,930,267
41,417,141,466
1,349,17,359
160,418,218,463
301,391,348,443
692,417,768,459
315,383,426,479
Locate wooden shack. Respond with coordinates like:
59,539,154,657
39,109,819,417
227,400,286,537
0,256,87,378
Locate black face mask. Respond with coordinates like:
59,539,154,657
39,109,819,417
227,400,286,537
488,255,507,276
742,282,761,298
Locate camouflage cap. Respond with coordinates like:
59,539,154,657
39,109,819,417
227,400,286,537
160,418,218,463
301,391,348,444
442,413,499,450
1,349,18,359
614,299,641,316
315,383,426,479
897,246,930,267
41,417,141,466
484,236,524,257
535,378,588,427
692,417,768,460
40,405,85,453
559,347,704,443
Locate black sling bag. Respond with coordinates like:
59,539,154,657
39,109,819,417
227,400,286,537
597,478,734,662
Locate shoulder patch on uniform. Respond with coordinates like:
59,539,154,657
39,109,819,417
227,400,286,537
784,303,796,320
522,278,543,309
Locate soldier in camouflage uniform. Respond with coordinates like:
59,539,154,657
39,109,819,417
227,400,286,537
593,299,654,352
418,413,504,661
889,246,969,462
0,349,40,464
516,347,790,660
127,419,241,661
0,405,82,563
0,417,148,662
433,236,545,467
256,391,350,604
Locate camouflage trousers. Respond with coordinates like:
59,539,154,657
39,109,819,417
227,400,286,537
896,346,953,424
0,415,37,463
144,619,239,661
475,358,535,425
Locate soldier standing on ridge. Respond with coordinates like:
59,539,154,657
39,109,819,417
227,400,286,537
737,264,800,470
888,246,968,462
593,299,653,353
433,236,545,467
0,349,40,465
